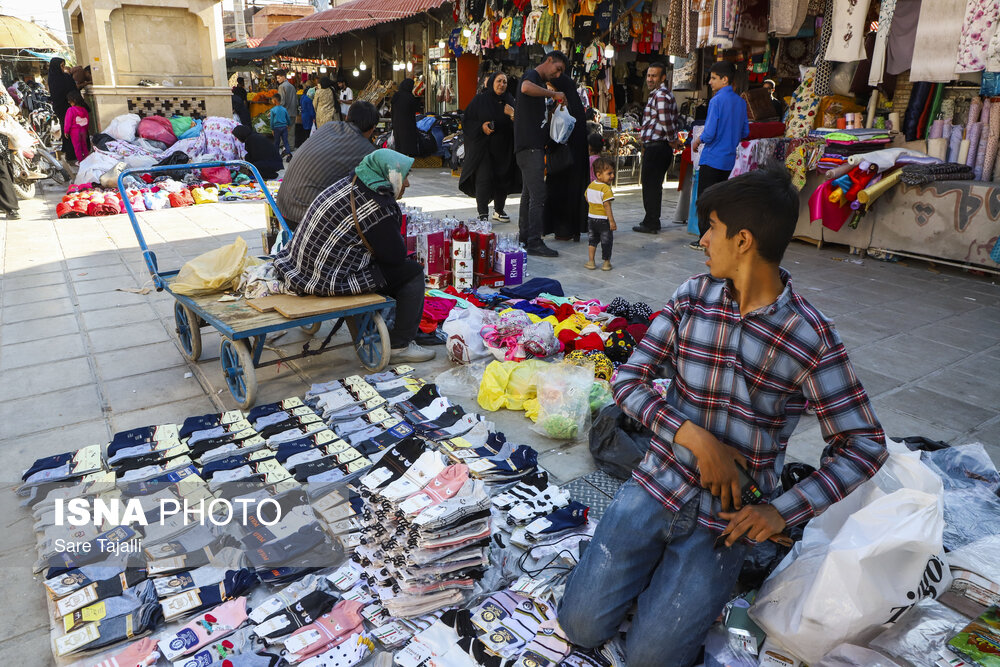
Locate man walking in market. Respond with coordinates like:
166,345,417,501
276,70,299,154
690,60,748,249
634,62,683,235
514,50,568,258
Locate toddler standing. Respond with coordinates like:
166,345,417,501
64,90,90,163
584,156,617,271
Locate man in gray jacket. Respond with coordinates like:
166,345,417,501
276,101,379,231
277,70,299,147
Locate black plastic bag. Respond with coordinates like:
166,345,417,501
588,404,651,480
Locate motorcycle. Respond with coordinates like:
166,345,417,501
5,113,70,199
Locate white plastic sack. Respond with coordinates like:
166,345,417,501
104,113,141,143
549,103,576,144
749,441,950,665
74,152,120,185
443,305,490,364
0,116,36,153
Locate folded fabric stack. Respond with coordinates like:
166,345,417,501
900,162,976,185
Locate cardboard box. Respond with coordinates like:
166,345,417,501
453,269,474,290
475,271,505,289
472,232,496,275
452,256,474,275
425,272,451,289
416,231,446,275
452,239,472,260
495,250,526,286
758,640,802,667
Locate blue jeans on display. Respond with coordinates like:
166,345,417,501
558,480,747,667
273,126,291,155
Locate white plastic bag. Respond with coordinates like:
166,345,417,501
530,362,594,440
104,113,141,142
549,103,576,144
443,305,490,364
749,441,950,665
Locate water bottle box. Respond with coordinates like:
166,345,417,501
495,250,525,286
475,270,505,289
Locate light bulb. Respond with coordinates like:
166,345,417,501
359,60,367,71
462,27,472,37
438,40,445,49
319,66,327,73
406,61,413,72
353,68,360,77
603,43,614,58
498,29,508,40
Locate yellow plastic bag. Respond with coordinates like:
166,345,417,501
477,359,547,412
191,186,219,204
171,236,263,296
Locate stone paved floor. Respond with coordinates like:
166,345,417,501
2,170,999,662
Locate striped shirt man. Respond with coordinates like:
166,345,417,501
613,270,887,533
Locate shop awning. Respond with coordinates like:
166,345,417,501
226,39,312,63
259,0,450,48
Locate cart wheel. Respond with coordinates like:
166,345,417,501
220,338,258,409
300,321,321,336
353,312,391,372
174,303,202,361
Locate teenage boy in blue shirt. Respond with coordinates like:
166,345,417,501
690,61,749,249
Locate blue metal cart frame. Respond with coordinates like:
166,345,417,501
117,160,394,409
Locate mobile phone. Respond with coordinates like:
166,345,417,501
736,466,764,506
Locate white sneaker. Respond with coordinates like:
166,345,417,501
390,341,436,363
492,210,510,222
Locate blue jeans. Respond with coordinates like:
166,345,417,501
273,126,291,154
559,480,747,667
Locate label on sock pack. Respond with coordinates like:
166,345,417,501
55,622,101,656
515,650,556,667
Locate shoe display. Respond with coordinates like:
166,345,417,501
390,341,436,363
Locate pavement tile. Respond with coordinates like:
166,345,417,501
64,254,127,270
847,335,971,382
87,320,171,353
103,367,208,413
915,369,1000,412
951,351,1000,377
73,275,146,296
94,341,188,380
539,443,599,484
81,303,159,330
1,271,67,291
111,395,219,434
75,290,148,312
0,385,103,440
875,387,996,433
1,333,88,369
68,263,136,282
0,420,111,478
867,407,963,444
911,323,1000,352
2,282,71,306
1,297,75,324
1,313,79,345
0,357,95,402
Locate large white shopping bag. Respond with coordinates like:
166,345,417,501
749,441,950,664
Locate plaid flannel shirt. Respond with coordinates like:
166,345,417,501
639,83,680,145
612,271,887,533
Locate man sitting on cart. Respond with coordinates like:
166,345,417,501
271,149,435,364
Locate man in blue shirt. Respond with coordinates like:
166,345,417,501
690,61,748,249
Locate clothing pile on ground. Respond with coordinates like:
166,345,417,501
58,167,279,219
60,113,275,219
425,278,651,368
14,356,1000,666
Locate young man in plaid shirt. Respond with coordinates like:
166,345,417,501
634,62,683,234
559,168,887,666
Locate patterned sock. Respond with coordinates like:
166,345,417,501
180,411,244,439
525,501,589,540
159,597,248,661
62,580,158,632
412,480,490,531
92,636,160,667
298,633,374,667
161,569,259,621
399,464,470,515
393,384,441,414
247,398,305,423
379,451,447,501
284,600,365,661
57,602,163,657
245,523,328,570
358,438,425,492
253,589,339,641
491,472,551,510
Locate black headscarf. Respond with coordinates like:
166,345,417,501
391,78,419,156
48,57,79,159
320,77,333,89
458,72,519,199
